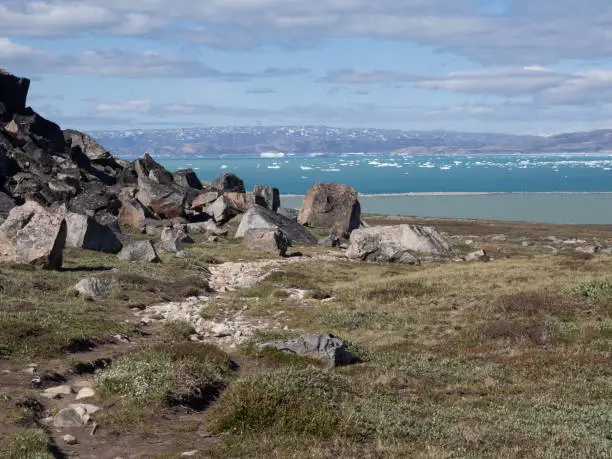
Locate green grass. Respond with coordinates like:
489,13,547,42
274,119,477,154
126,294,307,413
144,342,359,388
0,429,53,459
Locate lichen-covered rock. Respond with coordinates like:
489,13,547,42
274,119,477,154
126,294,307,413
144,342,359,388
73,277,112,300
299,183,361,237
65,212,123,254
235,205,317,245
253,185,280,211
118,240,160,263
259,334,357,366
0,201,67,269
243,229,290,256
346,225,452,263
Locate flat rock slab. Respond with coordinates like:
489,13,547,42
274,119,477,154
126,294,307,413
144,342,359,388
259,333,357,367
346,224,453,263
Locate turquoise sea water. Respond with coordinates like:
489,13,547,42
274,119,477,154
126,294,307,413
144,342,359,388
156,153,612,224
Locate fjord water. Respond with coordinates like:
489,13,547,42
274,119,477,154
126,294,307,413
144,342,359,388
157,153,612,224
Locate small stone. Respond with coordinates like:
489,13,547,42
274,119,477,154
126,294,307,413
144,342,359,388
175,250,193,259
76,387,96,400
181,451,199,457
73,277,111,300
54,404,101,428
208,236,219,243
43,385,74,399
63,434,78,445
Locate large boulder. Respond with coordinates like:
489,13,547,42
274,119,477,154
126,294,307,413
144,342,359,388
118,199,153,230
346,225,452,263
253,185,280,211
0,201,67,269
259,334,357,367
174,169,202,189
118,240,160,263
223,192,256,213
206,195,242,224
235,205,317,246
136,178,186,219
65,212,123,254
243,229,290,256
215,173,245,193
191,191,219,211
0,70,30,118
277,207,299,221
299,183,361,237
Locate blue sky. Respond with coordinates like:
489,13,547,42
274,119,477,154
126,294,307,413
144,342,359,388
3,0,612,134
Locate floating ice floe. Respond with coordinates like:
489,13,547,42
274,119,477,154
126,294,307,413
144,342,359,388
261,152,285,158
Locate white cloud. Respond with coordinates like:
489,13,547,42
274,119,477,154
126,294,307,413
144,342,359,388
0,38,310,79
4,1,612,63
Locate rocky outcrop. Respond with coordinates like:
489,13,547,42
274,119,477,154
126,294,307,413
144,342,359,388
235,205,317,246
0,201,67,269
65,212,123,254
299,183,361,236
346,225,452,263
118,240,160,263
136,177,186,219
205,195,242,224
243,229,290,256
191,191,219,211
253,185,280,211
0,70,30,118
259,334,357,367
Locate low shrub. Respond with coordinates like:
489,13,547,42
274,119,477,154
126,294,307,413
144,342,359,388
207,368,353,438
96,343,233,408
0,429,52,459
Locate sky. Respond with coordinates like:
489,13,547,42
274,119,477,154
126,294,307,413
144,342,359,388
3,0,612,134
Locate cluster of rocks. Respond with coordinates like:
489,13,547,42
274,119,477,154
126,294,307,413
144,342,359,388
0,69,471,269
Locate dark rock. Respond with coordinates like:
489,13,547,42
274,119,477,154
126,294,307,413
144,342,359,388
277,207,299,221
68,185,112,216
174,169,202,189
136,178,186,219
215,173,245,193
65,212,123,254
118,240,160,263
148,168,174,185
346,225,453,263
0,201,67,269
253,185,280,211
243,229,290,256
235,205,317,246
299,183,361,237
0,70,30,118
259,334,357,367
0,192,15,219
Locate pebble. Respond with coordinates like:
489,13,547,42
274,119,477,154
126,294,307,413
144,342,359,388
181,450,199,457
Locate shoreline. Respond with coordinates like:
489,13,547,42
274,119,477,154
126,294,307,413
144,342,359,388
281,191,612,198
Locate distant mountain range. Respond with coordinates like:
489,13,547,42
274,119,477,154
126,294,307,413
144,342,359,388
89,126,612,158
